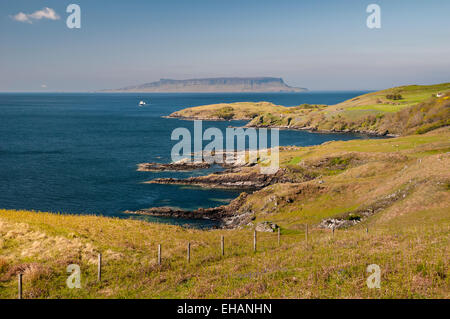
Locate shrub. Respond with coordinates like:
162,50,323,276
346,213,361,221
0,257,9,275
214,106,235,120
330,157,350,167
386,93,403,100
244,111,259,119
415,120,450,134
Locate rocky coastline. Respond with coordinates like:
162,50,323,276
131,155,296,228
124,193,254,229
167,113,397,137
137,161,211,172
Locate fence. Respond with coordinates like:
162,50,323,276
15,225,371,298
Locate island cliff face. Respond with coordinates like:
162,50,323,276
103,77,307,93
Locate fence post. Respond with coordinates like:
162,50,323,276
97,253,102,282
18,273,23,299
158,244,162,265
221,236,224,256
366,227,369,234
305,224,308,245
187,242,190,263
253,230,257,252
277,228,281,246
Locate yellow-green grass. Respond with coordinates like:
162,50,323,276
244,128,450,227
1,129,449,298
346,104,405,113
170,101,287,121
0,206,448,298
334,82,450,109
280,133,446,164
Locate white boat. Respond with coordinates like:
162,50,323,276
139,100,146,106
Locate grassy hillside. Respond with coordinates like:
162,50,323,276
1,128,448,299
169,101,288,121
170,83,450,136
239,128,450,228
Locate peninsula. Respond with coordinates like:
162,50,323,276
169,83,450,136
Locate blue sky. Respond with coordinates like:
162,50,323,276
0,0,449,91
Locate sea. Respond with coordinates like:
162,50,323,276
0,91,373,227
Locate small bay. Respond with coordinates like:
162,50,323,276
0,92,375,227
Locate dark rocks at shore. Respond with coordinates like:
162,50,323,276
245,123,396,137
134,154,296,228
124,206,225,221
133,156,290,228
147,177,262,189
137,150,259,172
146,167,292,190
124,193,253,229
137,161,211,172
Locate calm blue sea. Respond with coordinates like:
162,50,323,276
0,92,372,226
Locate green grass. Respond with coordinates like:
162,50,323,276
346,104,406,113
287,156,302,165
1,204,448,298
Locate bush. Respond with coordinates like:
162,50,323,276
386,93,403,100
415,120,449,134
346,213,361,221
330,157,350,167
244,111,259,119
214,106,235,120
0,257,9,275
260,113,283,125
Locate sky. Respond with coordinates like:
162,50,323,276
0,0,449,91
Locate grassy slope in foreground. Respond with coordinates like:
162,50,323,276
0,128,449,298
169,83,450,136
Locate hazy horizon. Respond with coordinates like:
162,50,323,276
1,0,449,92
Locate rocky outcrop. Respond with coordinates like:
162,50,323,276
133,156,293,228
125,193,253,229
146,167,294,190
124,206,225,221
137,161,211,172
138,150,261,172
318,182,415,229
255,221,279,232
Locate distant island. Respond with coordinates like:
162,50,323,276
101,77,307,93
